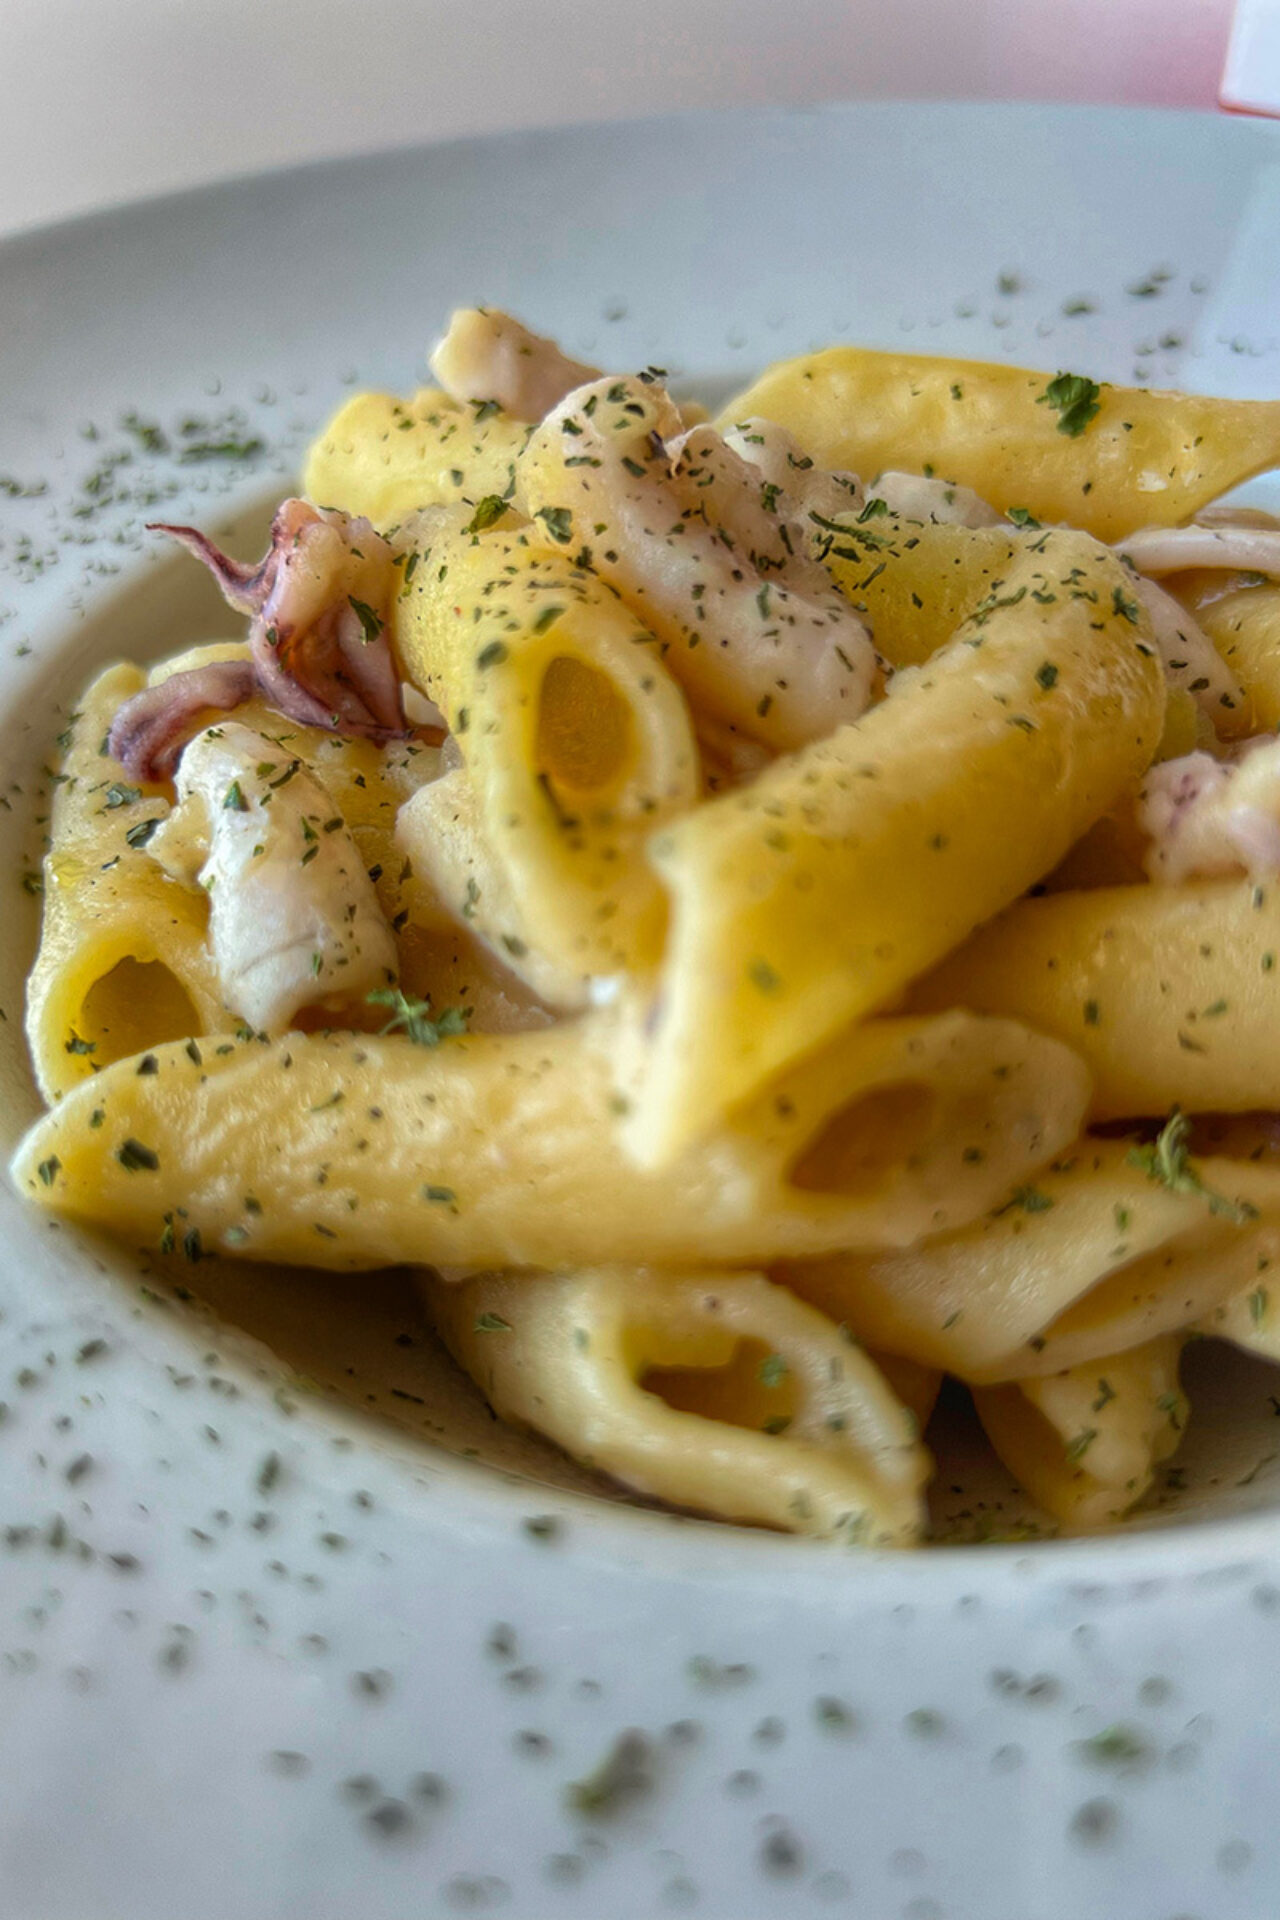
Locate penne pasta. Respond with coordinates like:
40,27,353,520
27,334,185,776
914,878,1280,1120
26,661,225,1101
973,1336,1186,1531
780,1136,1280,1384
392,511,699,998
1193,580,1280,733
12,1009,1089,1271
632,529,1163,1163
426,1266,930,1544
302,388,531,532
719,347,1280,542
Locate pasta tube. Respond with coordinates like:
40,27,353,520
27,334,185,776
973,1337,1186,1531
1195,581,1280,733
817,518,1020,668
302,388,531,532
11,1009,1089,1271
393,513,699,995
719,347,1280,542
26,662,225,1101
634,529,1163,1162
781,1139,1280,1384
426,1267,930,1545
914,878,1280,1119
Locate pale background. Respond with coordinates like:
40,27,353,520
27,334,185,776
0,0,1242,241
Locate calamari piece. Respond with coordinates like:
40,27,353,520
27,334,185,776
868,470,1004,529
1118,522,1280,579
430,308,601,422
110,503,407,780
148,722,397,1032
1138,736,1280,881
105,657,260,784
720,416,861,516
520,377,877,751
427,1267,930,1545
713,417,868,556
667,424,841,599
1130,575,1247,731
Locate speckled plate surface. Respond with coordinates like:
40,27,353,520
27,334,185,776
5,102,1280,1920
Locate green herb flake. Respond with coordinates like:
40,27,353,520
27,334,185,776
536,506,573,545
116,1138,160,1173
1128,1108,1259,1225
747,957,782,995
1251,1287,1270,1328
422,1185,456,1205
102,782,141,810
999,1184,1055,1215
565,1731,653,1817
1035,371,1103,438
1036,661,1059,690
1065,1427,1098,1464
1007,507,1041,529
475,639,508,670
366,987,469,1048
1111,585,1141,626
759,1353,789,1389
223,780,248,812
463,495,509,535
36,1156,61,1188
476,1311,513,1333
1076,1723,1151,1768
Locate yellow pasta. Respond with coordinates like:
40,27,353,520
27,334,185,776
12,1009,1089,1271
302,388,531,531
26,661,224,1101
633,529,1163,1162
780,1139,1280,1384
914,878,1280,1119
393,511,699,996
719,347,1280,541
973,1337,1186,1531
816,517,1021,669
426,1266,930,1544
1194,580,1280,732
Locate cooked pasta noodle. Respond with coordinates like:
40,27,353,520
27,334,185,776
12,1008,1089,1272
426,1266,930,1544
973,1337,1186,1531
779,1139,1280,1384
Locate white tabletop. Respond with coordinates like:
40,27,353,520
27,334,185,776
0,0,1238,241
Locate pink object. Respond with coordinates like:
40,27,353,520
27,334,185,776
1221,0,1280,115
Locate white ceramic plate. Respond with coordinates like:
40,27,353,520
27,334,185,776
5,103,1280,1920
